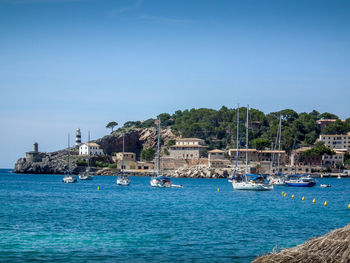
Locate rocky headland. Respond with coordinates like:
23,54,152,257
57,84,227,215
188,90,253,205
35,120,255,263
14,127,178,175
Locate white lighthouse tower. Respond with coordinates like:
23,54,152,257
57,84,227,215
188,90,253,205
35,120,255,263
75,128,82,146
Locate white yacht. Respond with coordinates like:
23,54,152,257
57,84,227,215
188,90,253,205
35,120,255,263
63,134,77,184
117,133,130,186
232,105,273,191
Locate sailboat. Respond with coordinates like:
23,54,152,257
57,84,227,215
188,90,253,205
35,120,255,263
117,133,130,186
268,116,286,185
62,133,77,183
79,131,94,180
232,105,273,191
229,104,240,183
150,119,172,188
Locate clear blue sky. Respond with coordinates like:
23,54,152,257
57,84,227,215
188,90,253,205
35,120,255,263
1,0,350,168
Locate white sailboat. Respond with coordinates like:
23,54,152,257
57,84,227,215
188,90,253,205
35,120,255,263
117,133,130,186
63,133,77,183
150,119,172,188
232,105,273,191
268,116,286,185
79,131,94,180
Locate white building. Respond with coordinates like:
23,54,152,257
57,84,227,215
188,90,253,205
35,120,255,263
318,133,350,151
79,142,104,156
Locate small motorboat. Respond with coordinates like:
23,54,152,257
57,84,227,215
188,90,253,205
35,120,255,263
320,184,331,188
63,174,77,183
285,175,316,187
150,176,172,188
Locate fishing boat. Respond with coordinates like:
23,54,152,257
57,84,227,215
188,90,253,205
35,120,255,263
117,133,130,186
79,131,94,180
320,184,331,188
63,134,77,183
232,105,273,191
150,119,176,188
285,175,316,187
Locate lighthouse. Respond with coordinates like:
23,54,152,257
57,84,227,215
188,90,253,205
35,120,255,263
75,128,81,146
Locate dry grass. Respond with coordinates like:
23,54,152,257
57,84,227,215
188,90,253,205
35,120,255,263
253,223,350,263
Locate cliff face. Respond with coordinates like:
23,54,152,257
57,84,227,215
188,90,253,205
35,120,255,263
14,127,178,174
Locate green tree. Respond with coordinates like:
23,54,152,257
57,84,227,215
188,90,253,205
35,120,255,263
301,142,334,158
106,121,118,133
141,148,155,161
319,112,339,120
323,120,347,135
250,138,270,150
167,139,176,147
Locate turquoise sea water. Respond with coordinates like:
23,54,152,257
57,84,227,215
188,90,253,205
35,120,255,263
1,169,350,262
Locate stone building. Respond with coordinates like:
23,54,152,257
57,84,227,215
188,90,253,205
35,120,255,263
228,148,287,164
322,151,345,167
169,138,207,159
208,149,225,160
112,152,137,170
25,142,43,162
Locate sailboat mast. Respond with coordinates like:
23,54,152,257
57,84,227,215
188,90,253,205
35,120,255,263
236,104,240,169
277,116,282,174
87,131,90,170
122,133,125,176
68,133,71,174
157,119,161,176
245,105,249,175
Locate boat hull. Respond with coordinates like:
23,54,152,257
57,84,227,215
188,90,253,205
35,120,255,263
79,174,93,180
285,182,316,187
232,182,273,191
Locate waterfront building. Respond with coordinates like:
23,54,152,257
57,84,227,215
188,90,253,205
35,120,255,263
112,152,137,170
228,148,287,164
169,138,207,159
291,147,323,166
318,133,350,151
208,149,225,160
75,128,81,146
79,142,104,156
208,149,228,168
322,151,345,167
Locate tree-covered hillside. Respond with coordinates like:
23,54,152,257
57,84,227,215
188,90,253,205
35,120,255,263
121,106,350,153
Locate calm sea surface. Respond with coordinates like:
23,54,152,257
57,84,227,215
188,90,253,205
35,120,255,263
1,169,350,262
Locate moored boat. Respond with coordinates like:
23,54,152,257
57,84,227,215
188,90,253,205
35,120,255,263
285,175,316,187
62,134,77,184
232,105,273,191
150,119,176,188
79,131,94,181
